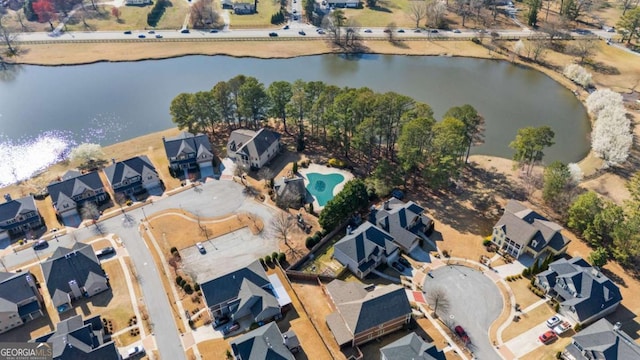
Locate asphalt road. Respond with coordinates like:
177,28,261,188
423,265,503,360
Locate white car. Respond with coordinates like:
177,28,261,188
127,346,145,358
546,315,562,328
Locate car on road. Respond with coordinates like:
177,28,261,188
317,29,325,34
49,227,59,233
452,29,461,33
455,325,470,343
392,262,405,272
196,242,206,254
539,330,557,344
269,32,278,37
223,322,240,335
214,315,230,327
546,316,561,328
414,29,421,33
293,15,299,20
298,30,306,36
553,321,572,335
124,30,132,34
383,29,391,33
430,29,439,33
95,247,115,258
155,34,163,38
397,29,405,33
364,29,372,33
127,346,145,358
138,34,146,39
180,29,190,34
398,257,410,268
283,25,289,30
33,240,48,250
148,30,155,34
210,29,219,33
292,9,297,13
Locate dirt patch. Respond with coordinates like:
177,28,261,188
510,278,544,311
197,338,231,360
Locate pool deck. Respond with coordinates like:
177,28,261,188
298,163,354,210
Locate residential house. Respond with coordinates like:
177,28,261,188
201,261,282,324
491,200,570,260
230,322,298,360
163,132,215,176
31,315,120,360
371,198,434,254
0,194,43,241
327,0,360,7
42,243,109,313
536,257,622,325
562,318,640,360
274,176,308,209
233,2,255,14
325,280,412,347
125,0,151,4
227,128,281,170
332,222,399,279
0,271,44,334
380,333,445,360
221,0,233,8
104,155,162,198
46,170,108,218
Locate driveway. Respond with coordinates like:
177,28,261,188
423,265,503,360
504,320,552,358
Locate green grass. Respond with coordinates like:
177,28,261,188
229,0,281,27
343,0,413,28
64,1,189,31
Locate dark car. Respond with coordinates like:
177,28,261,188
364,29,372,33
223,322,240,335
455,325,470,343
95,247,115,258
138,34,146,39
210,29,219,33
397,29,405,33
392,262,405,272
124,30,132,34
155,34,163,38
148,30,155,34
33,240,48,250
430,29,439,33
214,315,230,327
269,32,278,37
383,29,391,33
298,30,306,36
180,29,190,34
398,257,410,268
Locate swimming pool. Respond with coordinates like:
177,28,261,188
305,173,345,207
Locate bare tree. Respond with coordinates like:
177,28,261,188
426,0,447,28
426,286,450,317
455,0,471,27
409,0,427,28
572,39,598,64
15,12,29,32
385,22,398,42
523,38,548,62
0,15,18,56
271,211,294,247
190,0,223,29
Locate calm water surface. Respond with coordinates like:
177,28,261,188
0,55,590,186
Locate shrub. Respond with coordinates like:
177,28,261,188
471,37,481,44
194,283,200,292
278,252,286,263
554,302,560,312
249,322,259,330
442,250,450,258
482,239,492,246
272,252,279,261
126,199,133,206
147,0,168,27
265,255,272,263
259,257,266,266
170,247,178,255
522,268,530,277
176,276,183,286
184,283,193,294
305,237,315,249
574,323,582,332
563,64,593,88
188,319,195,329
555,352,562,359
292,161,298,174
301,160,310,168
328,158,347,168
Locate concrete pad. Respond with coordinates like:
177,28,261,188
494,262,526,278
504,320,552,358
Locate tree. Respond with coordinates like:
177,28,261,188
527,0,541,27
238,77,270,129
24,0,38,21
572,39,598,64
111,6,121,22
212,81,234,129
423,117,466,188
267,81,293,134
426,0,447,28
191,91,219,135
589,247,608,267
586,89,623,115
367,0,378,7
567,191,602,235
408,0,427,28
563,64,592,88
169,93,195,132
398,111,435,180
443,104,485,164
70,143,105,165
626,171,640,206
324,9,346,46
427,286,450,317
591,104,632,166
522,38,548,62
190,0,222,29
367,159,402,197
385,22,398,42
611,213,640,266
228,75,246,126
455,0,471,26
542,161,571,206
32,0,57,30
617,7,640,43
271,211,294,246
509,126,555,175
585,200,623,247
0,16,18,56
318,179,368,231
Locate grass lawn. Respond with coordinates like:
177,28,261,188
520,335,573,360
489,281,512,344
94,260,137,332
509,278,544,311
301,233,343,275
343,0,413,28
230,0,281,27
501,302,555,342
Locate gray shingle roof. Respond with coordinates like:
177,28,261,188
229,128,280,159
334,222,397,269
230,322,295,360
325,280,411,344
380,333,445,360
233,278,280,320
41,243,107,307
0,196,38,224
201,260,270,310
103,155,157,188
374,198,431,251
564,319,640,360
47,171,104,206
163,132,213,160
0,271,40,313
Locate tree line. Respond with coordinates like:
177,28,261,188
169,76,486,191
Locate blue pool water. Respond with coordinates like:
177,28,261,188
305,173,345,207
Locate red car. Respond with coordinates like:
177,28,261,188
455,325,470,343
539,330,557,344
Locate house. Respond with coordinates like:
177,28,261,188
163,132,215,176
536,257,622,325
274,176,308,209
104,155,162,198
201,261,282,324
233,2,255,14
327,0,360,7
380,333,446,360
491,200,570,260
325,280,412,347
125,0,151,4
0,194,43,241
46,170,108,218
371,198,434,253
332,222,400,279
0,271,44,334
42,243,109,312
230,322,298,360
227,128,281,170
31,314,120,360
562,318,640,360
220,0,233,8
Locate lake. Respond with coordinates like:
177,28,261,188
0,54,590,186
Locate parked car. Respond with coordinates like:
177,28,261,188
283,25,289,30
95,247,115,258
383,29,391,33
546,316,561,328
398,257,411,268
454,325,470,343
414,29,421,33
317,29,325,34
214,315,230,327
298,30,306,36
196,242,206,254
33,240,48,250
127,346,145,358
269,32,278,37
223,322,240,335
553,321,572,335
392,262,405,272
539,330,557,344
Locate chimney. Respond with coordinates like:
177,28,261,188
613,322,622,331
111,158,116,164
68,280,82,299
384,200,390,210
346,225,352,235
591,266,601,278
162,136,166,143
3,194,11,202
